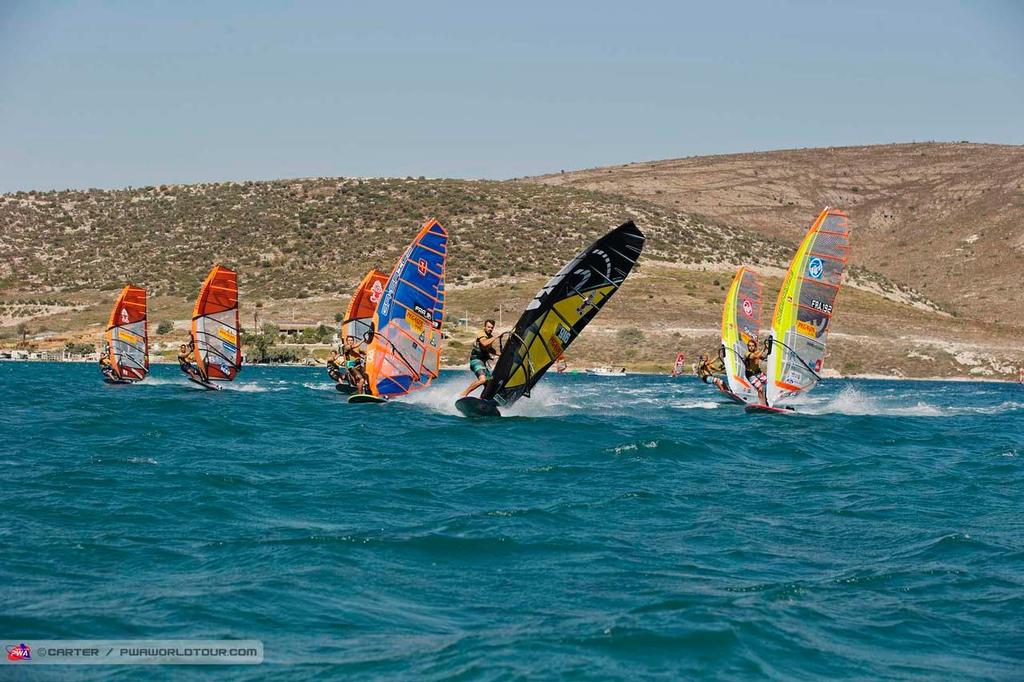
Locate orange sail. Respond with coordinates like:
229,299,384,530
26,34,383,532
342,268,389,350
105,284,148,381
191,265,241,382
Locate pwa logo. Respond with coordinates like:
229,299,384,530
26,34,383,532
6,643,31,661
807,257,824,280
369,280,384,304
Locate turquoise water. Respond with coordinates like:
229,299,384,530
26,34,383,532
2,362,1023,679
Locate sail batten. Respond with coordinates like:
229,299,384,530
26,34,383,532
481,221,646,407
765,207,851,405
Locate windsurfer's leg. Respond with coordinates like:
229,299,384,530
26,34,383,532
461,363,490,397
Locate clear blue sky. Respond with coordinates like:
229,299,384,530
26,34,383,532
1,0,1022,192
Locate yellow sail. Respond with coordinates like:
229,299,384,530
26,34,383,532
766,207,850,405
720,266,762,401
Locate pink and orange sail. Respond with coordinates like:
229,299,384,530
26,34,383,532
342,268,389,351
105,284,149,381
191,265,242,382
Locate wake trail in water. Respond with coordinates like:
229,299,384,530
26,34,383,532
402,375,578,418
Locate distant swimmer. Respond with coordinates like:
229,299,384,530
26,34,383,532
696,351,726,391
326,349,345,384
342,335,367,394
99,344,117,381
743,339,768,405
460,319,501,397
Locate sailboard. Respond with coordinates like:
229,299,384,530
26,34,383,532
457,221,646,417
348,393,388,404
720,266,762,403
362,219,447,400
745,403,795,415
764,207,850,407
104,284,148,383
189,265,242,389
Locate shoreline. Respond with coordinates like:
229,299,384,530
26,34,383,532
1,358,1019,384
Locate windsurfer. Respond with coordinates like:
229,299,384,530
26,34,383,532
743,339,768,405
178,341,206,382
326,349,345,384
460,319,501,397
342,335,367,393
99,345,117,380
696,352,726,391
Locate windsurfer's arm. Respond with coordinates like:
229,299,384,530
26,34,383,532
477,335,500,349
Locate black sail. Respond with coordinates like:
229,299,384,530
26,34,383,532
481,221,646,407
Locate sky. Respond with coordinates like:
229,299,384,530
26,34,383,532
1,0,1022,192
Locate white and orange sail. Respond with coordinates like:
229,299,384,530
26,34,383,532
365,219,448,398
341,268,389,352
191,265,242,382
765,207,851,405
105,284,148,381
721,266,762,401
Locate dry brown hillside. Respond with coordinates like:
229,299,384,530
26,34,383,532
526,142,1024,326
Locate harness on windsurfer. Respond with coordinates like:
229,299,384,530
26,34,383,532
460,319,501,397
743,339,769,405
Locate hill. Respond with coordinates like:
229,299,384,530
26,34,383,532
1,169,1020,379
526,142,1024,326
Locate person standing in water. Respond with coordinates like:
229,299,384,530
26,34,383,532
743,339,768,405
460,319,501,397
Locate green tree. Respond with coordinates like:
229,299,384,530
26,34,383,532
156,320,174,335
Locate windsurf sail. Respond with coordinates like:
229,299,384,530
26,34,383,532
671,352,686,377
191,265,242,382
720,266,762,401
765,207,850,405
342,268,389,351
105,284,148,381
481,221,646,407
365,219,447,398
